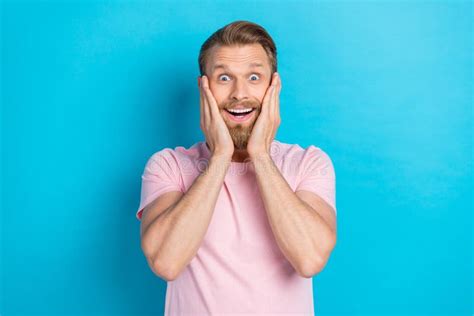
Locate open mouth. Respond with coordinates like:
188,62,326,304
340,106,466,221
225,108,255,116
225,108,256,122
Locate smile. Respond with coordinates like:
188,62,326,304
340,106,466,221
225,108,256,122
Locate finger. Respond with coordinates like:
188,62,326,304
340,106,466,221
267,73,278,117
200,75,213,122
270,75,279,139
270,76,278,121
261,73,277,116
199,77,205,126
201,75,220,120
199,77,203,125
274,73,281,120
199,76,210,127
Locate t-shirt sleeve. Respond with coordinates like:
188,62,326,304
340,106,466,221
136,149,184,221
295,146,337,215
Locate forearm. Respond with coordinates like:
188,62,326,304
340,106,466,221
251,154,335,277
145,154,231,278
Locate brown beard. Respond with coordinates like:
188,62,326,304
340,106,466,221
228,121,252,150
221,100,261,150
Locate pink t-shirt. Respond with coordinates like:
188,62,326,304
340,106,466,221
136,139,336,315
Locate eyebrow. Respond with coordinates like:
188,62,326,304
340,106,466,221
211,62,264,74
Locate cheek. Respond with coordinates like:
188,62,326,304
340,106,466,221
257,88,268,103
208,85,225,105
245,85,266,104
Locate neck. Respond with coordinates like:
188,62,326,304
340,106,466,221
232,148,250,163
204,141,249,163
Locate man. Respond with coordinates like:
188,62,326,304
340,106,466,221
136,20,337,315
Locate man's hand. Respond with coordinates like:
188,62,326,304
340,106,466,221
198,75,234,159
247,72,282,159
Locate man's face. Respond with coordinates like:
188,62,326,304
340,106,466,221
205,43,273,150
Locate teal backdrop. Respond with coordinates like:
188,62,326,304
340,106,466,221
1,0,472,315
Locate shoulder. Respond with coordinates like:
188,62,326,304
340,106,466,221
145,141,203,170
274,140,334,165
273,140,335,179
149,142,202,161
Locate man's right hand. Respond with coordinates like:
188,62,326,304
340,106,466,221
198,75,234,159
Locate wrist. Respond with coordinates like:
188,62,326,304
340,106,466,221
249,152,272,166
211,152,233,163
250,152,278,175
208,154,232,173
249,151,271,161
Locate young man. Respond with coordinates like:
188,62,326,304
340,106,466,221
136,20,337,315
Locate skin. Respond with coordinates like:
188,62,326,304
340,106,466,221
140,43,337,281
200,43,274,162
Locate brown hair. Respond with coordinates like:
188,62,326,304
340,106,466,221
198,20,277,76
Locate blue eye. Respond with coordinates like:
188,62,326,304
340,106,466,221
218,74,260,82
219,75,230,81
250,74,260,81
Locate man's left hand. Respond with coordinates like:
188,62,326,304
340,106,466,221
247,72,282,158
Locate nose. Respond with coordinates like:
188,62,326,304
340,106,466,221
229,78,250,102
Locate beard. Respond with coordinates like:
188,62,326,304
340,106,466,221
221,99,261,151
228,123,252,150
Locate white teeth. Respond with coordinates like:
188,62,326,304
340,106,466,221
228,108,253,114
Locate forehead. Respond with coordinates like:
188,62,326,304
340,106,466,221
208,44,270,74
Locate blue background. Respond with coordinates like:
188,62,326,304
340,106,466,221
1,0,472,315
